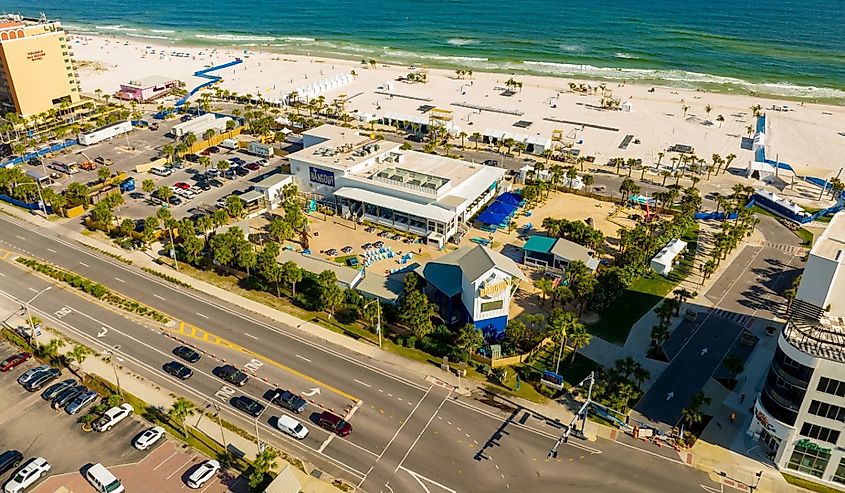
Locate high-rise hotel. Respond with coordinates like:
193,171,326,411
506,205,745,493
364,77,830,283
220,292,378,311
0,14,80,117
748,211,845,488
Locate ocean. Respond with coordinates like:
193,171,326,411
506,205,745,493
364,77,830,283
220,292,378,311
7,0,845,102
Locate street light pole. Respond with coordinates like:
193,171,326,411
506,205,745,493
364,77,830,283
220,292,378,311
254,405,267,454
16,182,47,216
547,371,595,458
106,346,123,397
24,285,51,342
364,299,382,348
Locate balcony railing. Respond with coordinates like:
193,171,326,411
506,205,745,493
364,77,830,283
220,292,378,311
784,319,845,363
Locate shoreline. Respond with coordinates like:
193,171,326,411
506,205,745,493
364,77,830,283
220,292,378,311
72,29,845,106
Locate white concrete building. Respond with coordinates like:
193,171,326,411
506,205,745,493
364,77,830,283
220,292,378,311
289,125,505,245
747,211,845,488
253,173,294,210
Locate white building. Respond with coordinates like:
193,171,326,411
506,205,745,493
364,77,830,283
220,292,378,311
289,125,505,245
650,238,687,276
416,245,526,337
253,173,294,210
747,211,845,488
172,113,232,138
78,121,132,146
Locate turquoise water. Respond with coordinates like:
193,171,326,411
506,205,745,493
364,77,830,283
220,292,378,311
7,0,845,101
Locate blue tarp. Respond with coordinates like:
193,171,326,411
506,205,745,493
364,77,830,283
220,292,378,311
486,200,517,216
477,209,508,226
498,192,522,206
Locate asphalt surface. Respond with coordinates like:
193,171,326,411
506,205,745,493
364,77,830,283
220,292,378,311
632,218,804,430
0,214,718,493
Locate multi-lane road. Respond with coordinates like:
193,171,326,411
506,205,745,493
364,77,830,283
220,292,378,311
0,214,716,492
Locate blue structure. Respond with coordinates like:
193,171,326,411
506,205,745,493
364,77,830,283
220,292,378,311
477,192,522,228
154,58,244,119
1,139,78,169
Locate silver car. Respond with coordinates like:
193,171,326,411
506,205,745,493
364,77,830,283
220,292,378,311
65,390,98,415
16,365,50,385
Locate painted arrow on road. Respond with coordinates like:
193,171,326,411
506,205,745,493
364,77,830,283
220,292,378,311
666,392,674,401
97,327,108,338
302,387,321,397
700,347,709,356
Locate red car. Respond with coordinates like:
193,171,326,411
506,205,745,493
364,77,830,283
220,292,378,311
319,411,352,437
174,182,191,190
245,162,261,171
0,352,31,372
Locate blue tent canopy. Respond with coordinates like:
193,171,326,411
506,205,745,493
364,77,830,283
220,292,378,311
478,209,508,225
497,192,522,206
487,200,517,215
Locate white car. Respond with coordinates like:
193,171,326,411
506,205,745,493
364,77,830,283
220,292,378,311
256,159,269,167
186,460,219,489
133,426,165,451
93,403,133,432
275,415,308,440
3,457,50,493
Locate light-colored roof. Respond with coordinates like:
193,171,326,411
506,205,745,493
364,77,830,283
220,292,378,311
302,124,360,143
356,272,405,303
651,238,687,266
239,190,264,203
431,245,526,284
550,238,596,267
276,250,362,287
334,187,456,222
811,211,845,261
254,173,293,189
124,75,179,88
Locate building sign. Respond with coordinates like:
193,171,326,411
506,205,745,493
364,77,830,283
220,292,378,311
795,439,831,454
309,166,335,187
480,280,509,298
27,50,46,62
753,401,788,438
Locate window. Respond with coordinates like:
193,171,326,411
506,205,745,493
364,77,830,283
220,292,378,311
817,377,845,397
834,459,845,485
787,442,831,478
800,422,840,444
808,400,845,423
480,300,503,312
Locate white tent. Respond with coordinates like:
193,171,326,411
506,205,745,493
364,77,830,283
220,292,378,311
650,239,687,276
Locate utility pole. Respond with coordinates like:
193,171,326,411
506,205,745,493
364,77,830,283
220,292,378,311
547,371,595,459
254,405,267,454
106,346,123,397
364,299,382,348
23,285,51,342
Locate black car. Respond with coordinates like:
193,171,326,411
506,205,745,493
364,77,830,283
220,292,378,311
168,196,183,206
270,389,307,414
206,146,220,154
0,450,23,477
483,159,499,167
232,396,265,417
194,181,212,191
173,346,201,363
223,169,236,180
233,166,249,177
163,361,193,380
208,178,224,188
180,115,193,122
41,378,76,401
24,368,61,392
217,365,249,386
184,153,199,163
51,384,86,408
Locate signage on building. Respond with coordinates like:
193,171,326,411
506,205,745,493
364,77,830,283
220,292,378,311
480,280,508,298
795,439,831,454
26,50,46,62
753,401,788,438
309,166,335,187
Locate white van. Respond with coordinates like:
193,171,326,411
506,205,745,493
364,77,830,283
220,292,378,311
86,463,124,493
276,415,308,439
150,166,173,177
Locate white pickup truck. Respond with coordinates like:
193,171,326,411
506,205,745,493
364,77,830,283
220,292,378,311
93,403,134,432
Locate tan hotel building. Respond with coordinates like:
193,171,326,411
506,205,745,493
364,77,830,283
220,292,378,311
0,16,80,117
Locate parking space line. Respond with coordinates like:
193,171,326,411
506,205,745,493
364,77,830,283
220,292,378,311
167,456,196,479
152,449,181,471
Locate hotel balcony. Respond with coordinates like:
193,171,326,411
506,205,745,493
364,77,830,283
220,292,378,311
784,317,845,363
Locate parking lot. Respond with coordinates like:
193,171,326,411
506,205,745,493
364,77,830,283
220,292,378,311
0,343,234,493
21,113,292,221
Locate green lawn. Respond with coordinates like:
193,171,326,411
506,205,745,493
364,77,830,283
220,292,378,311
782,473,842,493
794,228,814,247
524,343,600,389
588,224,699,344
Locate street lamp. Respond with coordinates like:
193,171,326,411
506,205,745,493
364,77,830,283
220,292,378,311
105,345,124,397
23,285,51,341
16,181,47,216
255,404,267,454
363,299,382,348
547,371,595,459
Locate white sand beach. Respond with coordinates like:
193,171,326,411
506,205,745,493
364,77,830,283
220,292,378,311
71,34,845,179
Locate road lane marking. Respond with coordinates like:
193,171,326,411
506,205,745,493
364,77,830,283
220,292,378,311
244,332,258,340
15,235,24,240
195,312,209,319
0,272,5,277
78,261,89,267
114,277,126,283
28,287,38,293
153,294,165,300
354,379,371,388
391,391,451,475
295,354,311,363
47,248,56,253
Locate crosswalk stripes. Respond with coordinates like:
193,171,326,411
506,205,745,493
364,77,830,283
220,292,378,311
710,308,752,326
763,242,806,255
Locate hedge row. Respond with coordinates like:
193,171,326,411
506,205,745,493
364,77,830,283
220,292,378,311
16,257,169,323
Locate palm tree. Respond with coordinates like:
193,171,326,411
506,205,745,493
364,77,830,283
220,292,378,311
723,153,736,174
704,104,712,117
546,309,578,374
583,174,594,196
650,323,670,347
682,105,689,117
168,397,195,437
68,344,93,375
700,259,717,282
249,448,280,490
156,186,173,205
458,131,467,149
471,132,482,151
534,277,553,305
715,114,725,128
568,324,591,363
455,324,484,360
